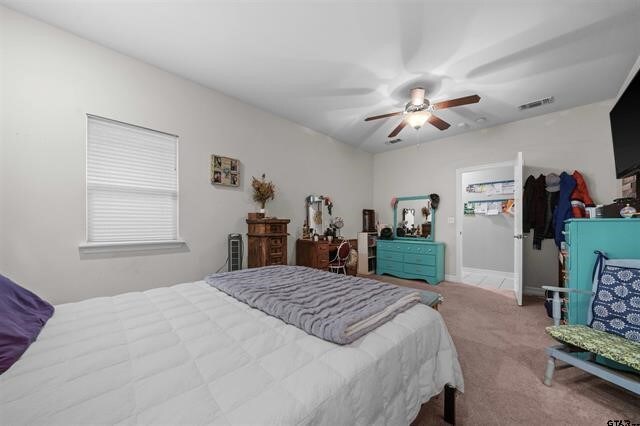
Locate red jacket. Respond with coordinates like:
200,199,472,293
570,171,594,218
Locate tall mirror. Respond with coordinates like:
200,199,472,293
306,195,325,235
394,196,435,240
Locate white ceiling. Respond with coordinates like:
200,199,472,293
3,0,640,153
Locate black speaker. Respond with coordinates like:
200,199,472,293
379,227,393,239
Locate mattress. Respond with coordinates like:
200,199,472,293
0,281,464,425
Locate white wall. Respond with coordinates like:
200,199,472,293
0,7,373,304
373,100,619,292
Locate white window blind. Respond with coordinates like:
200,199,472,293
87,115,178,244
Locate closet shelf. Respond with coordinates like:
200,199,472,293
468,179,514,186
466,198,514,204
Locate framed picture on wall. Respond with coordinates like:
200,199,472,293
211,155,240,187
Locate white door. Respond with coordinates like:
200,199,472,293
513,152,524,306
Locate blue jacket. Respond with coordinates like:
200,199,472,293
553,172,577,247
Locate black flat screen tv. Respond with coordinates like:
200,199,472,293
610,68,640,178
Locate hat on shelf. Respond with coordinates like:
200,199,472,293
545,173,561,192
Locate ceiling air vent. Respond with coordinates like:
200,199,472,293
518,96,554,111
385,138,402,145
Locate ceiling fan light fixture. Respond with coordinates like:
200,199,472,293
406,111,431,129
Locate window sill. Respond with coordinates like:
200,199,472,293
78,240,187,255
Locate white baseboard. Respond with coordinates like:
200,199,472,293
445,274,459,283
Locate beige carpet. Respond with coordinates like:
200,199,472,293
372,275,640,425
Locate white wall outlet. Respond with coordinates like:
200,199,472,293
448,217,455,224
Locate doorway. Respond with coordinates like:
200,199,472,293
455,153,524,305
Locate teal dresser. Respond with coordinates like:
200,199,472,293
377,239,445,284
563,218,640,325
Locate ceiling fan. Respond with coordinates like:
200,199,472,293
364,87,481,138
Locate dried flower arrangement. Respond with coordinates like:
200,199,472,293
251,174,276,209
324,196,334,215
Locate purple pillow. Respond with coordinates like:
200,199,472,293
0,274,54,373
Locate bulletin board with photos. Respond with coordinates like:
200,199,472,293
211,155,240,187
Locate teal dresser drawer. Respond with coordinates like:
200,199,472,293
378,251,403,262
377,241,404,252
379,259,403,273
403,253,436,266
405,245,436,255
403,263,436,277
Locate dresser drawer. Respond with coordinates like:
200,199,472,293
378,250,403,262
403,253,436,266
268,224,285,234
405,244,436,255
269,255,284,265
377,241,404,252
270,247,283,256
403,263,436,277
379,259,403,273
270,237,283,247
379,241,437,255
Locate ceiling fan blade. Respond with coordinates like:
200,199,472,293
364,111,403,121
428,114,451,130
432,94,481,110
388,120,407,137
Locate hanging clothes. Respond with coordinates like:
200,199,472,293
570,170,594,218
522,175,536,232
543,173,560,239
532,174,547,250
553,172,577,248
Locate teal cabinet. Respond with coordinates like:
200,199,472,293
377,239,445,284
564,218,640,325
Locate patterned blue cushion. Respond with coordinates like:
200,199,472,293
590,265,640,342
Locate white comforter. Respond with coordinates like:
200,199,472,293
0,281,463,425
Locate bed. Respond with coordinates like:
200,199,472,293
0,280,464,425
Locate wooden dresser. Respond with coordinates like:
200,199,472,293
296,238,358,276
247,218,290,268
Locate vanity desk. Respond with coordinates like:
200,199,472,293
296,238,358,276
376,195,445,285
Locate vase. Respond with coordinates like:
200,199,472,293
620,204,636,218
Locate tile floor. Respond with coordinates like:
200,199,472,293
461,272,515,291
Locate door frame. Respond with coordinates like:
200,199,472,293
455,160,515,284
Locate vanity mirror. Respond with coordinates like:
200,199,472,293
306,195,326,236
394,195,435,240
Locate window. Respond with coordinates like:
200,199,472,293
82,115,181,252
